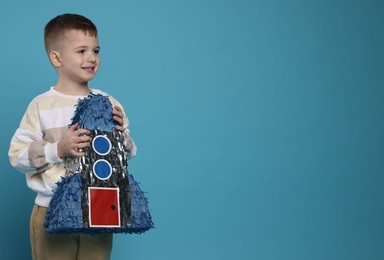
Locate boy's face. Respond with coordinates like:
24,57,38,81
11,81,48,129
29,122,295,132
55,29,100,85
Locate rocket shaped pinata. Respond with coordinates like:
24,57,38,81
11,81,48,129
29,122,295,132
45,94,154,234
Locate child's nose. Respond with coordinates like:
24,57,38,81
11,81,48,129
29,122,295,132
88,53,97,62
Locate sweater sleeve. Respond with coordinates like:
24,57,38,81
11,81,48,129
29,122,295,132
8,100,61,174
123,123,137,159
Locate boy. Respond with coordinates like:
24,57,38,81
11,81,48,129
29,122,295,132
8,13,136,260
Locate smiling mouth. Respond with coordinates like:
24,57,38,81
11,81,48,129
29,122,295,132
82,66,96,72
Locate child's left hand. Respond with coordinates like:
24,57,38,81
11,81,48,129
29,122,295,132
113,106,125,132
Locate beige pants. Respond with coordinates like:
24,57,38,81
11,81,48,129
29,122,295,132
30,204,113,260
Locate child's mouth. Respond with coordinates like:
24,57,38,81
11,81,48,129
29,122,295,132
82,66,95,72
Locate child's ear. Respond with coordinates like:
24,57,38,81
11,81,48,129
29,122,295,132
49,51,62,67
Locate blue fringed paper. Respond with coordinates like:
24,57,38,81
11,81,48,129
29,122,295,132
45,94,154,234
45,173,83,232
45,173,153,234
70,93,118,131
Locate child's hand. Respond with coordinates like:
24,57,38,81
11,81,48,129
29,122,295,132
113,106,125,132
57,123,90,158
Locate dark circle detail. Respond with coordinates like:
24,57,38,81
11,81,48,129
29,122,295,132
92,135,112,155
93,159,112,180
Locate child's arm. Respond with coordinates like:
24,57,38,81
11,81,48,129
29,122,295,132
9,101,91,174
57,123,91,158
111,103,137,159
9,100,54,174
113,105,125,132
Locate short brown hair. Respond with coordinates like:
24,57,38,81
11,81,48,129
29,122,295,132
44,13,98,53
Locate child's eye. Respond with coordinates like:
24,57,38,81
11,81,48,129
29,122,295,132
94,49,100,54
77,49,86,54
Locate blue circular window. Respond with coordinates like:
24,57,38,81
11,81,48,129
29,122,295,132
92,135,112,155
93,159,112,180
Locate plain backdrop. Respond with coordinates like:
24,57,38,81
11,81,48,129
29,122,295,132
0,0,383,259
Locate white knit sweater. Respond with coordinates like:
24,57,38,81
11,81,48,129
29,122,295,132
8,87,136,207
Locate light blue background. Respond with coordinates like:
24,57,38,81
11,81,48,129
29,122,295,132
1,0,383,259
